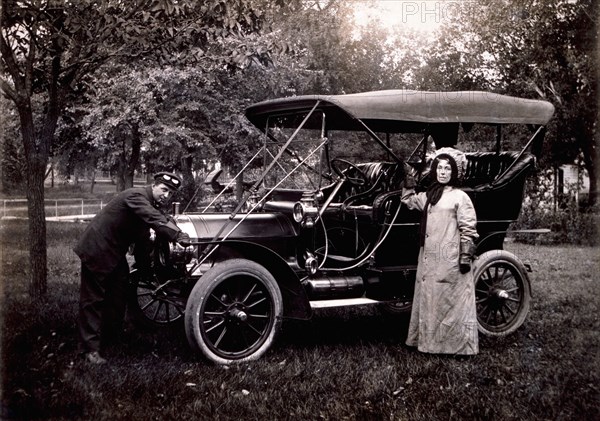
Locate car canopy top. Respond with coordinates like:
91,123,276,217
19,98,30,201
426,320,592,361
245,90,555,133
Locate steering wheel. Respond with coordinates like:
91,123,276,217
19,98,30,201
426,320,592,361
331,158,367,187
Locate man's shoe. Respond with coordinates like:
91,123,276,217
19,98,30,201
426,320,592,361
85,351,107,365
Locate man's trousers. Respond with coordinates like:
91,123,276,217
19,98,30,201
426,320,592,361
78,259,129,353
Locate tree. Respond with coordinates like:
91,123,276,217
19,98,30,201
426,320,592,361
419,0,598,204
269,0,400,95
0,0,285,299
62,63,270,207
68,65,159,191
57,0,431,206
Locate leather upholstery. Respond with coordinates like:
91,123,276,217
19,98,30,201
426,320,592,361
419,152,536,190
469,153,536,191
371,151,536,223
346,162,401,205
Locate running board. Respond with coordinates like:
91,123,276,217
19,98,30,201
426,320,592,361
310,297,381,309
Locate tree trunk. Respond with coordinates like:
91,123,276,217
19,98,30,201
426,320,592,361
181,153,196,210
579,118,597,207
115,157,126,192
584,124,598,206
585,156,597,206
125,124,141,189
114,124,141,191
236,173,244,203
17,102,53,300
90,168,96,194
6,31,64,299
25,156,48,298
123,170,134,189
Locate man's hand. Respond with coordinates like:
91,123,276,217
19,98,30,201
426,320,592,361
176,231,191,246
133,265,155,281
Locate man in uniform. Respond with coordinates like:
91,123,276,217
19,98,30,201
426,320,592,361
74,172,190,364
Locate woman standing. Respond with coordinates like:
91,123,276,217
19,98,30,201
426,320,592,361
401,147,479,355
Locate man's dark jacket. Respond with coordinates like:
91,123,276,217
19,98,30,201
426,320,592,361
74,186,180,274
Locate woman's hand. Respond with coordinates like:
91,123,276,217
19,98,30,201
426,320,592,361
459,239,476,273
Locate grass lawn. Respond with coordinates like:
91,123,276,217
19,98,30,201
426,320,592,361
1,220,598,420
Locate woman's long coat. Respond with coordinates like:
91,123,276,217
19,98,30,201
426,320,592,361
402,186,479,355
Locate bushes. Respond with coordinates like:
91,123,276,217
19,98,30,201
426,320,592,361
513,173,598,246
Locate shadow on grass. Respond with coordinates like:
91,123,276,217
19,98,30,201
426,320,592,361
279,306,411,349
1,302,411,419
2,219,599,420
114,306,412,363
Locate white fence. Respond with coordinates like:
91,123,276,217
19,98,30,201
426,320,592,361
1,199,104,219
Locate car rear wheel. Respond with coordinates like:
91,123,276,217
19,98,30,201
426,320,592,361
379,299,412,315
128,270,186,329
473,250,531,337
184,259,283,364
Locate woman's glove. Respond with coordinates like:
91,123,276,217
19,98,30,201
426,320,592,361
459,239,476,274
402,163,418,189
403,174,417,189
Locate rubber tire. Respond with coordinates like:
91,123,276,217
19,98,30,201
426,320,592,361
127,270,185,330
379,299,412,315
472,250,532,337
184,258,283,364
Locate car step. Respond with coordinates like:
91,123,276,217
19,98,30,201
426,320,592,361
310,297,381,309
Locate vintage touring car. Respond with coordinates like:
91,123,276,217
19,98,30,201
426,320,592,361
128,90,555,364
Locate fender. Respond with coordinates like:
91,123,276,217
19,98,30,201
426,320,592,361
209,240,312,321
476,228,550,255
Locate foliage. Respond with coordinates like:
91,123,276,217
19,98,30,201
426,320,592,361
0,0,289,298
55,0,417,193
271,0,422,94
0,99,26,193
0,134,26,192
58,63,269,207
1,220,599,420
421,0,598,204
513,172,598,245
2,0,596,301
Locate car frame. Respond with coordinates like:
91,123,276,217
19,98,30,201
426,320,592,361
128,90,555,364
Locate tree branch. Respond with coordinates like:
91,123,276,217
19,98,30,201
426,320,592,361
25,28,36,97
0,30,26,97
0,77,18,102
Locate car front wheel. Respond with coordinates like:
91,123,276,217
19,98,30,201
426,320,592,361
184,258,283,364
